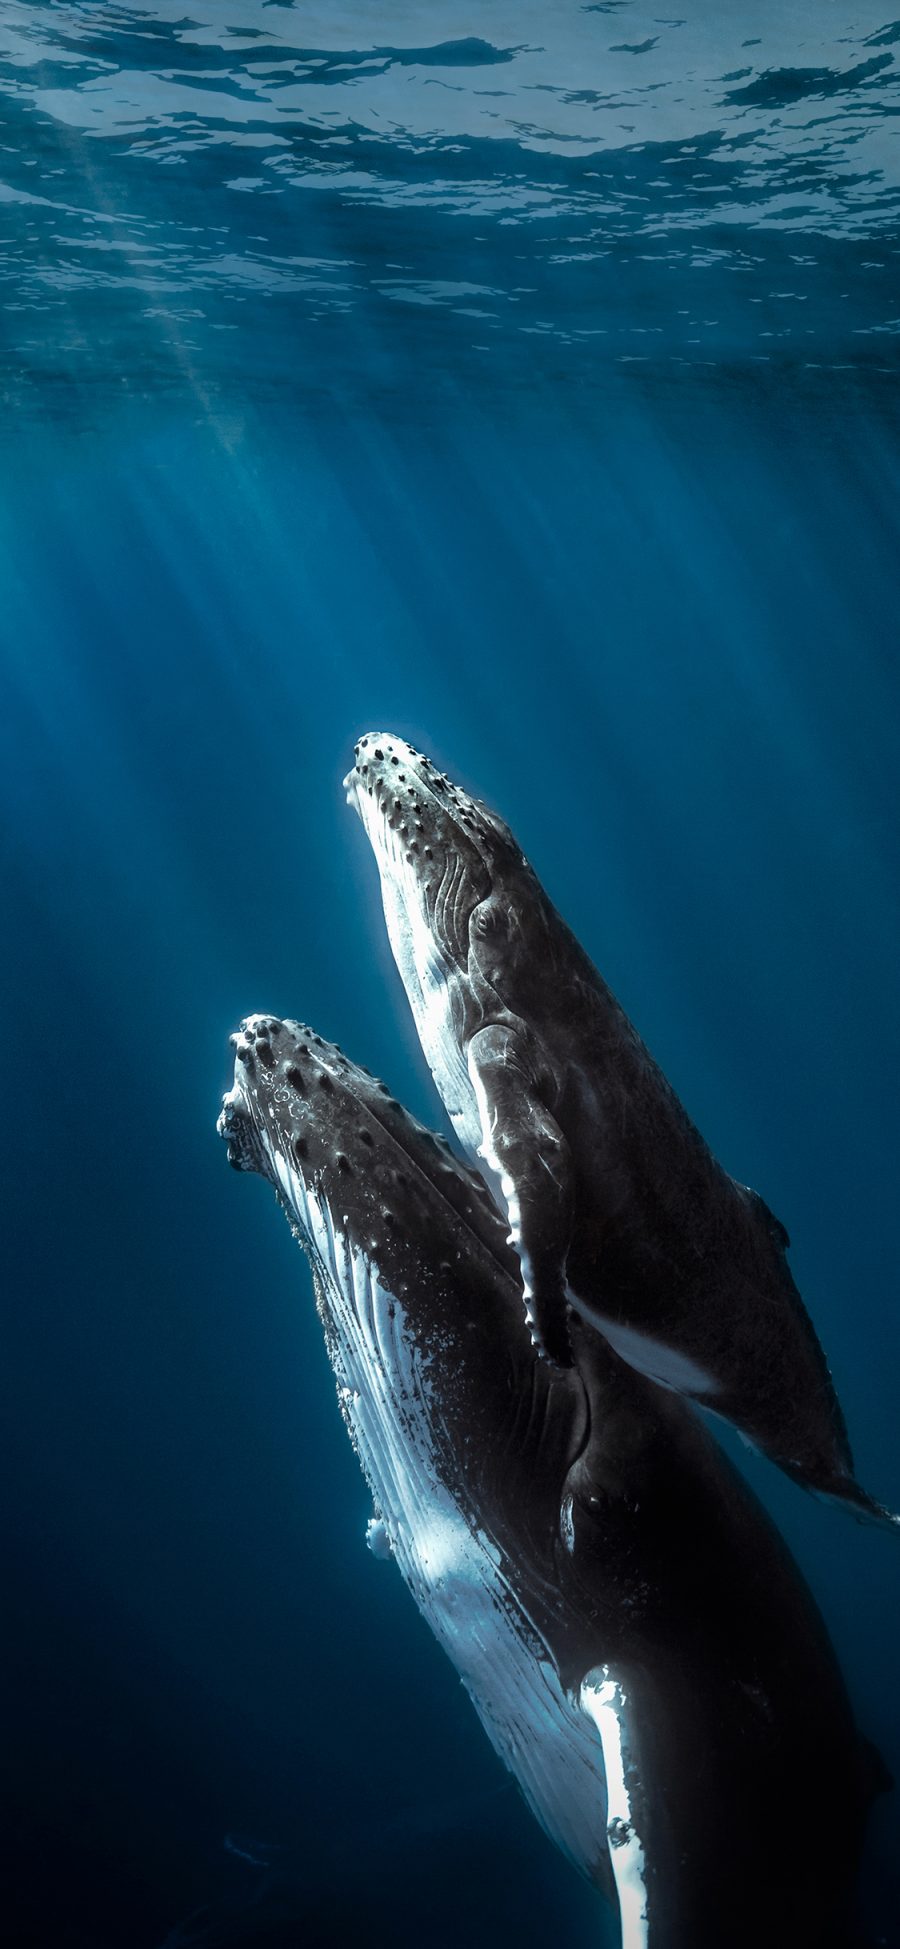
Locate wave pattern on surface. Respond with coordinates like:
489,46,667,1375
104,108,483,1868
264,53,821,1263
2,2,899,415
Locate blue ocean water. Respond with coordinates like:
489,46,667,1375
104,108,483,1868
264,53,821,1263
2,4,899,1945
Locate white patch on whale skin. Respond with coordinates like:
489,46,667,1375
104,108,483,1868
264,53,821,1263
572,1302,719,1398
267,1142,608,1886
560,1494,576,1555
366,1515,392,1560
581,1669,649,1949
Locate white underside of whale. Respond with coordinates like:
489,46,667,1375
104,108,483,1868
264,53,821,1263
356,793,487,1165
270,1147,611,1892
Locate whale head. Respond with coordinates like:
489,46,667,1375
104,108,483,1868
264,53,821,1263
345,731,538,958
344,733,544,1148
217,1012,508,1313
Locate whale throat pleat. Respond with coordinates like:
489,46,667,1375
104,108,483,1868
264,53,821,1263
272,1151,608,1883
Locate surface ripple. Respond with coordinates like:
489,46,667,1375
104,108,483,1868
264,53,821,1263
2,0,899,415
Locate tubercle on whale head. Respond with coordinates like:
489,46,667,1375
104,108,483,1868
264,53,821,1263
219,1013,389,1189
344,731,530,973
217,1013,512,1273
346,736,563,1037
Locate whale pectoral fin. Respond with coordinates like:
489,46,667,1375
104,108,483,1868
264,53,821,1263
466,1024,574,1366
579,1666,650,1949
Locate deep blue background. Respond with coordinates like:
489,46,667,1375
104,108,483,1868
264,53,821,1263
4,385,900,1946
3,2,900,1943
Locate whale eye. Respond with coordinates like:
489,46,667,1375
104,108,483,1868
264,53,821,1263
472,902,502,936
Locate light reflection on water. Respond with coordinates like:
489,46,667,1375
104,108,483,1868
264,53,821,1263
2,0,900,411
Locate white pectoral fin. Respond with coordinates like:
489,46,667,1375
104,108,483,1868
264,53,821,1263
580,1667,650,1949
467,1026,575,1363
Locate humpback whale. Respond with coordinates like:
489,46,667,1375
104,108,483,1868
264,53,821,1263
345,732,897,1525
218,1014,883,1948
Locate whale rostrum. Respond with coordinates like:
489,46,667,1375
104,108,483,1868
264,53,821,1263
345,732,898,1526
219,1014,885,1949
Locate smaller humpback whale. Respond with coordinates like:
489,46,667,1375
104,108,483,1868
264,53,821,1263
345,733,897,1524
219,1014,885,1948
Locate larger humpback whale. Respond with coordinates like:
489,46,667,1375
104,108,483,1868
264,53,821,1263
345,732,897,1525
218,1013,883,1948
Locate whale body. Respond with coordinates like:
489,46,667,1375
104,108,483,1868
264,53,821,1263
219,1013,882,1947
346,731,897,1526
